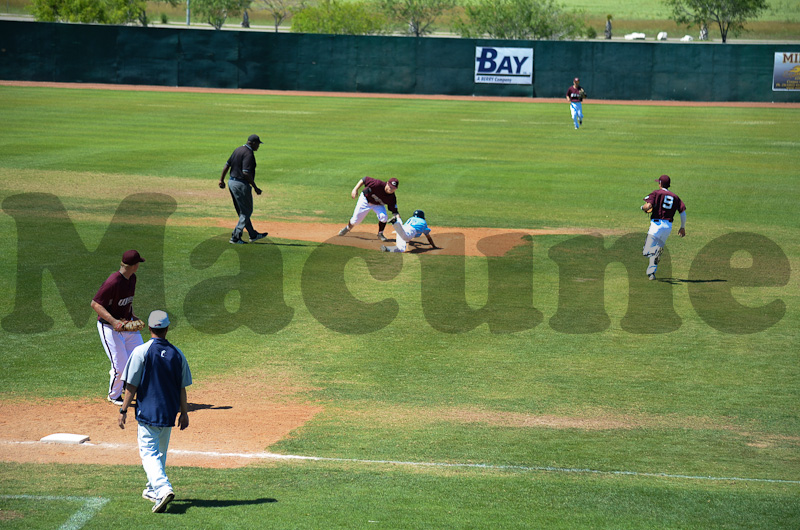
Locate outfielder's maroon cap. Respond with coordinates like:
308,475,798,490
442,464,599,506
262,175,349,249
122,249,145,265
388,178,399,188
656,175,671,188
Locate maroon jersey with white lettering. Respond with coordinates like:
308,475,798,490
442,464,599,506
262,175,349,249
362,177,399,214
92,272,137,322
644,188,686,222
566,86,583,102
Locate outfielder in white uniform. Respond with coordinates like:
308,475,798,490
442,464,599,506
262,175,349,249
380,210,437,253
91,250,145,405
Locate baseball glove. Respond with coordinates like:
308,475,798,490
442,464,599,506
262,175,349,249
642,202,653,213
579,88,586,100
121,319,145,332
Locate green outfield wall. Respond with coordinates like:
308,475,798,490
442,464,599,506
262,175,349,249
1,20,798,102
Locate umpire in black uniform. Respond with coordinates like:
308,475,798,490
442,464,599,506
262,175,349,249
218,134,268,244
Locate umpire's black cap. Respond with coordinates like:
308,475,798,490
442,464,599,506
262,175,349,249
248,134,263,144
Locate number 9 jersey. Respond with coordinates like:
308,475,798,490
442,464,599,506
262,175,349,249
643,188,686,222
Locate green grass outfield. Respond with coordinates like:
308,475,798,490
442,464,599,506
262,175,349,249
1,86,799,528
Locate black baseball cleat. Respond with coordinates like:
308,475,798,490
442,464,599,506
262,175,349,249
250,232,268,242
648,273,656,280
378,232,388,242
229,238,247,244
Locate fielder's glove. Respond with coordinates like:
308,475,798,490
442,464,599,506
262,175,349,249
579,88,586,100
642,202,653,213
120,319,145,331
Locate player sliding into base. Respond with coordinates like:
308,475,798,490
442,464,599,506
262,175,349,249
380,210,438,253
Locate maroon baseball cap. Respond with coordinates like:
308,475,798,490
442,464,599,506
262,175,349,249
656,175,671,188
388,178,399,188
122,250,145,265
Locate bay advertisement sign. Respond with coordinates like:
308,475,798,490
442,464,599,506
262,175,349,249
475,47,533,85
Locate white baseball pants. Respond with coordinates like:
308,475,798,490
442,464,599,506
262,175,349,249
643,219,673,276
389,217,415,252
349,194,389,227
97,322,143,400
138,423,173,499
570,101,583,128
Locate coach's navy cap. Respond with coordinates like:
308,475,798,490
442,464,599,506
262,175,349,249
122,250,145,265
247,134,263,144
656,175,671,188
148,310,170,329
388,178,399,188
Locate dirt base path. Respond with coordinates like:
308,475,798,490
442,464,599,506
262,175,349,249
208,220,621,257
0,376,322,469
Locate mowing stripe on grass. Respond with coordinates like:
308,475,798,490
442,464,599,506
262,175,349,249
0,495,109,530
4,440,799,484
170,449,800,485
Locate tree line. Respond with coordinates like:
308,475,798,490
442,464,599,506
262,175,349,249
32,0,770,43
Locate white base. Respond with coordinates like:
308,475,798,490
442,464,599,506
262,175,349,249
40,433,90,444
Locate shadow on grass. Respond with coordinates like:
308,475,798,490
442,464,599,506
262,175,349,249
167,497,278,513
660,278,728,284
252,240,316,248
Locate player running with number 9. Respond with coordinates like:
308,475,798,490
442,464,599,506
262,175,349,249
641,175,686,280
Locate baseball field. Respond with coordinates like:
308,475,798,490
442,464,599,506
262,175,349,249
0,83,799,528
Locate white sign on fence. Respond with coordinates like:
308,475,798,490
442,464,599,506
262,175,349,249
474,47,533,85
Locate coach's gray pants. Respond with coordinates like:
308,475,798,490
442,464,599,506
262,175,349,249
228,179,256,240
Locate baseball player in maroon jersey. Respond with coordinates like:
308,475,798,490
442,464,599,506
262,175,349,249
641,175,686,280
338,176,399,238
91,249,145,405
566,77,586,129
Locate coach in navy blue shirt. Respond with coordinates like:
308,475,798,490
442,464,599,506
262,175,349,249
119,310,192,513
